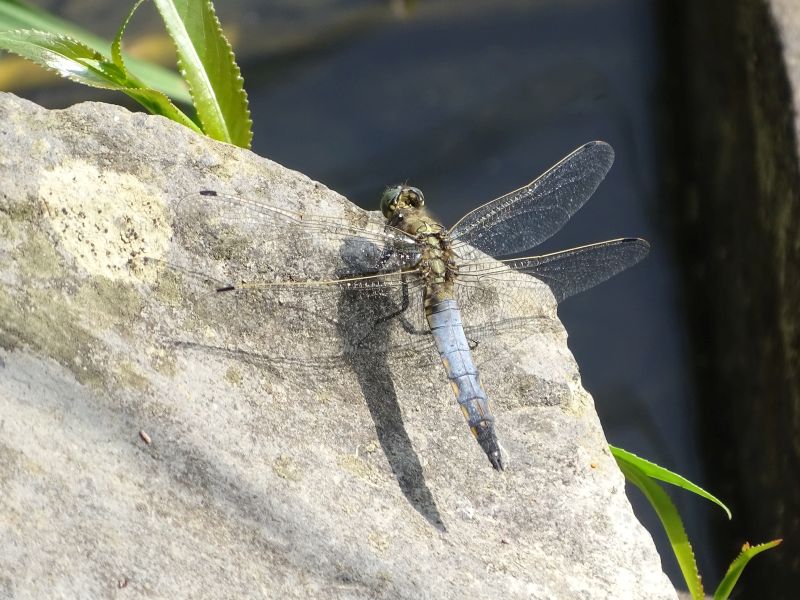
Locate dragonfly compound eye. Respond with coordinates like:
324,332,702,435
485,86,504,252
403,186,425,208
380,185,403,218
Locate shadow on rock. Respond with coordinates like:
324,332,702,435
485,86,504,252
336,242,445,532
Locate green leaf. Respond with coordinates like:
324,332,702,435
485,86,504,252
1,0,102,41
151,0,252,148
712,539,782,600
615,453,704,599
111,0,145,70
610,445,731,519
0,0,191,104
0,29,199,132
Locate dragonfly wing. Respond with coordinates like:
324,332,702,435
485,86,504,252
133,191,438,367
449,141,614,257
171,191,422,280
459,238,650,302
142,257,434,364
455,276,553,342
452,237,649,346
487,237,650,302
448,275,554,383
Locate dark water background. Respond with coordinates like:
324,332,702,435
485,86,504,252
6,0,725,590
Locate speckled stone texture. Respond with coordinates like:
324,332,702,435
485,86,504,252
0,92,675,599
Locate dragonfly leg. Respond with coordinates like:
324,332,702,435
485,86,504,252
396,276,429,336
372,274,412,324
363,273,428,337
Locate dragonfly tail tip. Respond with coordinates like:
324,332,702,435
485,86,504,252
489,450,504,471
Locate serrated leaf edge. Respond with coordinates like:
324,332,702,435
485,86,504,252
152,0,251,147
610,445,731,519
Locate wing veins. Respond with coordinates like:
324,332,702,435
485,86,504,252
229,268,424,292
454,238,649,301
181,192,418,250
448,141,615,257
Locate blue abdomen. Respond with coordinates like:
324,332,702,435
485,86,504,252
426,299,503,470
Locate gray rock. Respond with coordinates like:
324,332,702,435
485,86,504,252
0,92,676,599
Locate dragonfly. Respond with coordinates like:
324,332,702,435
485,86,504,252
150,141,649,472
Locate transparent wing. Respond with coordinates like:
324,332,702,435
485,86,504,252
450,238,649,357
449,141,615,257
447,237,648,378
145,260,431,363
458,238,650,303
171,191,423,280
454,274,551,343
141,191,435,367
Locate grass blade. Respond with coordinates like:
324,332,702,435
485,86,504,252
0,0,191,104
0,28,199,131
111,0,145,70
151,0,251,147
712,539,782,600
610,445,731,519
615,453,704,599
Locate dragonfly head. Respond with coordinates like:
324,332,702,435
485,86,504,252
380,185,425,219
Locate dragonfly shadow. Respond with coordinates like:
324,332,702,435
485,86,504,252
335,240,446,532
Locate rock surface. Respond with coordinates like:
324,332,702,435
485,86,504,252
0,92,675,599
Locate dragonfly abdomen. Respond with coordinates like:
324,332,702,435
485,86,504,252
426,298,504,470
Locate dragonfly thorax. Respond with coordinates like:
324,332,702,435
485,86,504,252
380,188,459,303
420,235,458,305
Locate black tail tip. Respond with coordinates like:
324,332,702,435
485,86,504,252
489,450,504,471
